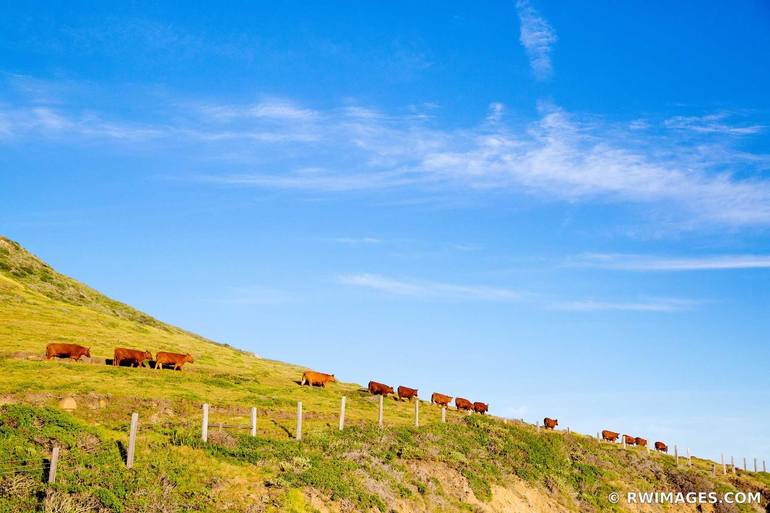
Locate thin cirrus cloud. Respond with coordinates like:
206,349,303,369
515,0,557,80
664,113,764,136
3,80,770,229
198,98,319,121
571,253,770,271
551,298,697,313
339,273,698,313
337,273,522,302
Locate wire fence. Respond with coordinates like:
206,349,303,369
2,396,767,490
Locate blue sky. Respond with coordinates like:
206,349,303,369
1,1,769,464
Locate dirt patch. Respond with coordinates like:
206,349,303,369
406,460,573,513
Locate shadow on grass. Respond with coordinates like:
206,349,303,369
270,419,293,439
116,440,127,464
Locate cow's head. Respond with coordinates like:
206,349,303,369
553,419,559,426
144,350,153,360
85,347,91,357
185,353,194,363
387,386,394,394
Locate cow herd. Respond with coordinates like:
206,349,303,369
45,343,194,371
298,369,668,449
601,429,668,452
44,344,668,450
300,370,490,414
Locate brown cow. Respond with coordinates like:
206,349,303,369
473,402,489,414
368,381,394,396
431,392,452,406
602,430,620,442
635,437,648,447
544,417,559,430
46,343,90,361
623,434,636,446
397,386,418,401
301,371,336,387
654,441,668,453
113,347,152,368
455,397,473,411
154,352,194,370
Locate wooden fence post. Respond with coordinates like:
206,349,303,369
201,403,209,442
414,399,419,428
378,395,384,428
339,396,346,431
674,445,679,466
48,446,59,484
296,402,303,441
721,454,726,475
743,457,747,471
763,460,766,473
127,412,138,469
566,427,570,434
250,407,257,437
731,456,735,474
754,458,757,473
537,424,540,433
441,406,446,423
623,437,626,449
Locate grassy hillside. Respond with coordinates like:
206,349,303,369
1,235,768,513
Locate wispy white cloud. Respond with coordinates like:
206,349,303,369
338,273,522,301
330,237,383,245
200,168,422,192
551,298,697,313
199,98,318,121
515,0,557,80
339,272,699,313
664,113,763,136
572,253,770,271
3,87,770,230
0,106,163,140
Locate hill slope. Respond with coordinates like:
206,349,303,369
1,236,768,513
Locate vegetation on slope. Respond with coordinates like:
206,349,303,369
1,236,768,512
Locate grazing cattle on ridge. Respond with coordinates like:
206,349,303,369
368,381,394,396
113,347,152,368
623,434,636,446
455,397,473,411
46,343,90,361
602,430,620,442
397,386,418,401
635,437,648,447
473,402,489,414
431,392,452,406
654,441,668,453
154,352,194,370
301,371,336,387
544,417,558,430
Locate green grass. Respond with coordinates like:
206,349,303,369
1,235,769,513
